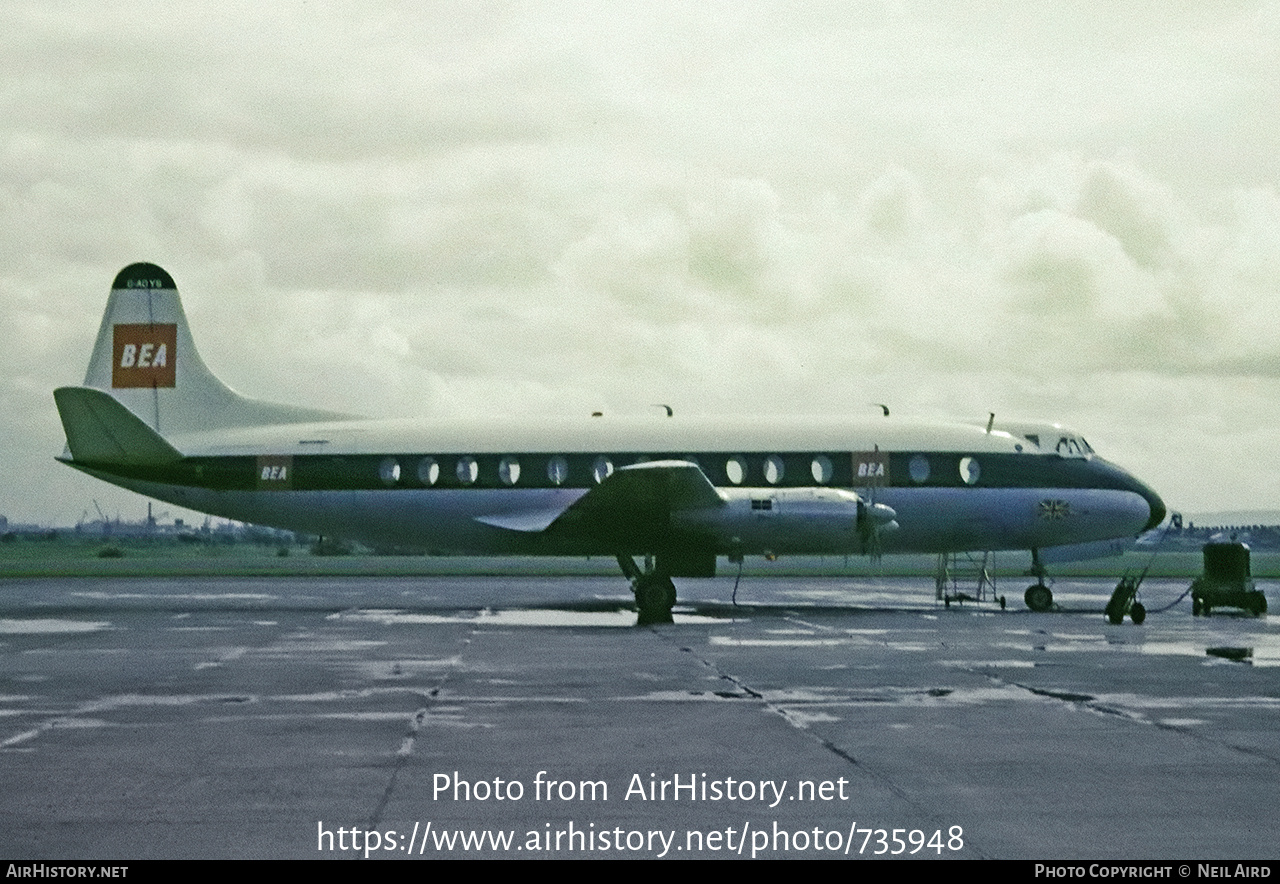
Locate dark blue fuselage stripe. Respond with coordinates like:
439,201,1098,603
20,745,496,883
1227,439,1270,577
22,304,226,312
81,450,1150,496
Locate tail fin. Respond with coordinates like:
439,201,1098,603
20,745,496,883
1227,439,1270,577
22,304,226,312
71,262,351,437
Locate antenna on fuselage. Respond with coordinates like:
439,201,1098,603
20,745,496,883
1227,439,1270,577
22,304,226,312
651,404,673,417
986,412,995,434
871,403,889,417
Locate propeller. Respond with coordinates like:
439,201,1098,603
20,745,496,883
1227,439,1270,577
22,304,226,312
856,448,898,563
858,499,899,563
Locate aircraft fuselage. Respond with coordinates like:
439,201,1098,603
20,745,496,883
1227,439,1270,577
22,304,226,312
66,415,1163,559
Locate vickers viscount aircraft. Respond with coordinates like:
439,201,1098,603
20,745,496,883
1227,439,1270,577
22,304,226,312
55,264,1165,622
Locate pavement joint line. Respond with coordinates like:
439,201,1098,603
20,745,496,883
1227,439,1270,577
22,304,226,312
992,671,1280,768
648,622,993,856
367,625,474,829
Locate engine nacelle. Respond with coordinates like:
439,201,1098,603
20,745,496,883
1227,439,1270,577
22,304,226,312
674,487,895,556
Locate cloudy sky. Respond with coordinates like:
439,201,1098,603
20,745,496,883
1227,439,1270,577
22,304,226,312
3,1,1279,526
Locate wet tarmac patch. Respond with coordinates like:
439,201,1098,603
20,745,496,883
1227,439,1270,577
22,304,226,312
709,636,860,647
0,618,109,634
270,638,387,653
46,717,110,729
1142,635,1280,666
331,607,722,628
72,591,276,601
939,659,1036,668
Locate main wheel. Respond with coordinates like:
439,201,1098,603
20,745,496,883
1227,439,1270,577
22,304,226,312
634,575,676,625
1130,602,1146,625
1025,584,1053,613
1249,593,1267,617
1192,597,1202,616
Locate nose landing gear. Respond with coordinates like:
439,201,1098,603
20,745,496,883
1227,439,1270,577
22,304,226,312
1023,548,1055,612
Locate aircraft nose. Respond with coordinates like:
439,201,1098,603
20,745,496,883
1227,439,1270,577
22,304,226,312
1136,478,1166,533
1145,490,1166,533
1099,458,1166,534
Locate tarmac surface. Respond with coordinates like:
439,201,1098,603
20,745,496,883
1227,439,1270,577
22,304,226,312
1,574,1278,860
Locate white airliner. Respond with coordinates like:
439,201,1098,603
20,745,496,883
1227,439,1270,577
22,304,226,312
55,264,1165,622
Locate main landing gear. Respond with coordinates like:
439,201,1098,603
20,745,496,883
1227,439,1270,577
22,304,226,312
1023,548,1055,613
617,555,676,625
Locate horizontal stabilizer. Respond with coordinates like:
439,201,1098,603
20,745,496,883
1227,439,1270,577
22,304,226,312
54,386,182,465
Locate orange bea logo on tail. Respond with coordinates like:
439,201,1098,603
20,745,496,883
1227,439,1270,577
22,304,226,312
112,323,177,388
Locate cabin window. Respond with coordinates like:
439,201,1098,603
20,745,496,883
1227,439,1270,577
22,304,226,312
456,456,478,485
379,457,401,486
959,456,981,485
547,456,568,486
764,455,785,485
811,455,833,484
725,456,746,485
418,457,439,486
909,455,930,483
498,457,521,486
592,456,614,484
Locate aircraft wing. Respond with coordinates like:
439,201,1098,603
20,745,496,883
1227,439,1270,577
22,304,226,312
475,460,725,544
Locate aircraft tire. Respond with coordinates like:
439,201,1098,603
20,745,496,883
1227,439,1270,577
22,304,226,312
1249,593,1267,617
1192,597,1202,616
634,575,676,625
1130,602,1146,625
1024,584,1053,613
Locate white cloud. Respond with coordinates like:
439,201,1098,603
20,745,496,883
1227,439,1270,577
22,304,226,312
3,1,1280,522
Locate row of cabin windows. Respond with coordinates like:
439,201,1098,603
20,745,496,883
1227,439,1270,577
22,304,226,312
374,453,985,488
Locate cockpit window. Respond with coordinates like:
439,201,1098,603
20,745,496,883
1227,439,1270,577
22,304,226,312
1004,422,1093,457
1054,435,1092,459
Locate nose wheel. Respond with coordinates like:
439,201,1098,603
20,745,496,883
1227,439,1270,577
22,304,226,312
1024,583,1054,613
1023,548,1055,612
